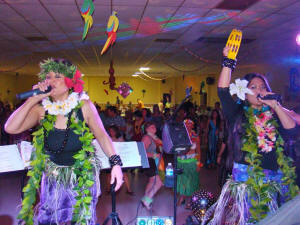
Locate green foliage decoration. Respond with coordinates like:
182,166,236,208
17,101,96,225
242,107,299,223
38,58,76,80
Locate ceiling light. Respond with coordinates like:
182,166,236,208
139,67,150,71
132,74,139,77
296,33,300,46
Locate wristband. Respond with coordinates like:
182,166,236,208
222,57,237,71
109,154,123,167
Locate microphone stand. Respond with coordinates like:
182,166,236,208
165,87,192,225
102,181,122,225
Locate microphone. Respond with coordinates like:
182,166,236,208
257,93,282,103
16,86,52,100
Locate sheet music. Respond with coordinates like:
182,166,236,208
92,140,142,169
0,144,25,173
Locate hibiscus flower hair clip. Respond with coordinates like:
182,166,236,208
229,78,254,101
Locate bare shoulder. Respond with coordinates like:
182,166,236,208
81,99,97,121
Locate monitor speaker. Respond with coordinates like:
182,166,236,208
162,122,192,154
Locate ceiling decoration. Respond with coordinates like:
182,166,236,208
0,0,299,77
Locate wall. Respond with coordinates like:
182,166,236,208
0,73,220,106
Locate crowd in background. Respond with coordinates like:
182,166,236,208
1,96,300,206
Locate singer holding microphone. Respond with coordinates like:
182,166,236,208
5,58,123,225
201,47,299,225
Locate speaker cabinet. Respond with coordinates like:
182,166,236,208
206,77,215,85
162,122,192,154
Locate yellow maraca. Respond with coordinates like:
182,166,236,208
226,29,242,60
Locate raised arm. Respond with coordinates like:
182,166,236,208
218,47,232,88
82,100,123,191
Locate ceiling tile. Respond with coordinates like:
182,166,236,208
0,31,26,40
42,0,78,5
5,0,39,3
45,4,82,22
201,9,239,27
113,0,147,6
248,13,297,28
112,5,145,24
148,0,185,7
223,11,266,27
206,25,237,37
5,21,37,34
9,3,52,22
246,0,298,13
171,7,211,24
141,6,178,23
277,1,300,15
30,21,61,34
241,27,265,38
0,4,24,21
183,0,223,8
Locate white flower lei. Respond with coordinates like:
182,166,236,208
42,92,89,115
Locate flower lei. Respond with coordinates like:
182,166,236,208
42,92,89,115
18,100,96,225
242,106,299,222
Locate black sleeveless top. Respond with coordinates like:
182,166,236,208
45,109,84,166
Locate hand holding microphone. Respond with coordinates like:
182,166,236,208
257,92,282,108
17,81,52,101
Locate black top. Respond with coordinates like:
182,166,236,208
45,109,84,166
218,87,298,171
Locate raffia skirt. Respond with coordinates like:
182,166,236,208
201,162,288,225
177,157,199,196
36,161,101,225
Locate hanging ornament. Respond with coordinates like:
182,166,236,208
80,0,95,40
103,60,117,91
117,82,133,98
191,189,214,223
101,11,119,55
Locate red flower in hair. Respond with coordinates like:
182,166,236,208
64,70,84,93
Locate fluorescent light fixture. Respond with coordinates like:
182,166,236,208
139,67,150,71
132,74,139,77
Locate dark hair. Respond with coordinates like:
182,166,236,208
243,73,272,92
107,125,121,138
107,106,117,114
144,121,156,132
134,110,143,118
210,109,221,129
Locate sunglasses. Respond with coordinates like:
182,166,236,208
53,58,72,67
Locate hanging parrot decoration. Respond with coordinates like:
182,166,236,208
101,11,119,55
81,0,95,40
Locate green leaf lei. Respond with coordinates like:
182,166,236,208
18,101,96,225
38,58,76,80
242,106,299,222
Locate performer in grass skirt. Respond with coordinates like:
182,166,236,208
5,58,123,225
177,119,200,209
201,47,299,225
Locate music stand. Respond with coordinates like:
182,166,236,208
99,141,149,225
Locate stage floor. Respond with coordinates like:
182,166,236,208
0,167,220,225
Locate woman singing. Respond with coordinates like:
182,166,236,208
5,58,123,225
202,47,299,224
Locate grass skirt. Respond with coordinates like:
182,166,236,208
177,158,199,196
36,160,100,225
201,162,288,225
